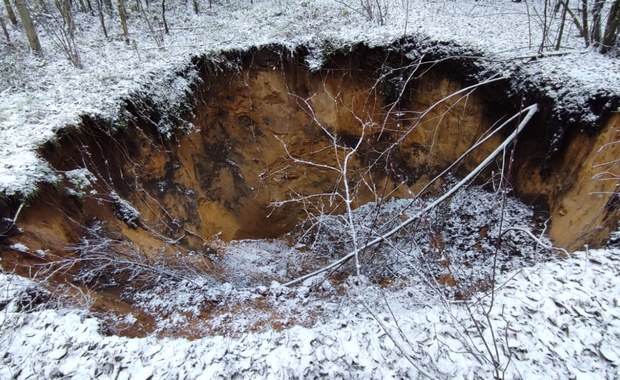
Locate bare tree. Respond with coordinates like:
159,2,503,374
539,0,551,53
95,0,107,38
272,71,541,377
3,0,17,24
13,0,41,52
550,0,620,53
333,0,388,25
36,0,82,67
360,0,388,25
52,0,82,67
555,0,570,50
161,0,168,34
117,0,128,42
582,0,590,45
601,0,620,52
591,0,605,45
0,12,10,43
135,0,163,48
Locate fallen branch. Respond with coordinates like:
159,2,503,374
284,104,539,287
502,226,569,256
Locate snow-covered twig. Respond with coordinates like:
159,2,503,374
502,226,569,256
284,103,539,287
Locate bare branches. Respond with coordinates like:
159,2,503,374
548,0,620,52
37,0,82,68
332,0,388,25
285,104,539,287
38,221,211,289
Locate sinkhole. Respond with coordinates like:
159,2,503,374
1,44,618,336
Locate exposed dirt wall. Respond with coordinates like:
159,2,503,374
1,46,617,280
514,113,619,250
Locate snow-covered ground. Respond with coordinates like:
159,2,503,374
2,185,619,378
2,1,620,378
1,246,618,378
1,0,620,196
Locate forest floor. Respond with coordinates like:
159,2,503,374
2,186,619,378
1,0,620,378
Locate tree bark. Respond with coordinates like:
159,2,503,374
581,0,590,46
117,0,128,42
591,0,606,46
161,0,168,34
96,0,107,37
0,13,10,43
556,0,569,50
539,0,550,53
558,0,588,46
13,0,42,52
3,0,18,25
601,0,620,52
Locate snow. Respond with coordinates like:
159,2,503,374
1,247,619,378
110,191,141,228
64,167,97,198
2,186,617,377
1,0,619,197
1,0,620,377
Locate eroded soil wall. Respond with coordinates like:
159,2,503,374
1,45,618,278
514,113,619,249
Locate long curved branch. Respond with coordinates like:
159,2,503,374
284,104,538,287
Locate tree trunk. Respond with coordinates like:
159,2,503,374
3,0,18,25
601,0,620,52
13,0,42,52
96,0,107,37
556,0,569,50
0,13,10,43
161,0,168,34
54,0,82,68
539,0,550,53
117,0,128,42
581,0,589,45
559,0,588,46
591,0,606,46
56,0,75,34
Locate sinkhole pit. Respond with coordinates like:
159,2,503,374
1,43,618,286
